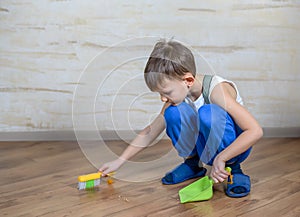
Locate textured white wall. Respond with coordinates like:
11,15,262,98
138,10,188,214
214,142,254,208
1,0,299,133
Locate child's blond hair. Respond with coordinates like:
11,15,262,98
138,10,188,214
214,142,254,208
144,39,196,91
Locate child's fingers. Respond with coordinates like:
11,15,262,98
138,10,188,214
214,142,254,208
98,165,108,174
211,168,230,183
212,176,225,183
100,170,108,176
100,166,114,176
211,168,226,177
212,173,228,183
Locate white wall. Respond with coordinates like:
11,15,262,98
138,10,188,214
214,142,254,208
1,0,299,134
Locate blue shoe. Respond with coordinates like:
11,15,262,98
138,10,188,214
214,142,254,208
162,163,207,185
226,173,251,198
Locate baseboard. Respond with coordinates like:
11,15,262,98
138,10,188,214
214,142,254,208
262,127,300,138
0,130,137,141
0,127,299,141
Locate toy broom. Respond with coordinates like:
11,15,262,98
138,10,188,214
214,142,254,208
77,171,115,190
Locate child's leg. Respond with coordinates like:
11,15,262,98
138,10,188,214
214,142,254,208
164,102,199,158
196,104,251,197
196,104,251,166
162,102,206,184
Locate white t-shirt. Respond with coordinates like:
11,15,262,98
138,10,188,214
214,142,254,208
192,75,243,110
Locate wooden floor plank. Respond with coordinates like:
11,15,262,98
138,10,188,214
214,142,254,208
0,138,299,216
239,192,300,217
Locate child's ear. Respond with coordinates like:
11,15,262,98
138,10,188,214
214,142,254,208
183,73,195,87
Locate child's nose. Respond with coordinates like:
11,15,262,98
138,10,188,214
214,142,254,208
160,95,168,103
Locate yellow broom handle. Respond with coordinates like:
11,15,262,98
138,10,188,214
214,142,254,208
78,172,115,182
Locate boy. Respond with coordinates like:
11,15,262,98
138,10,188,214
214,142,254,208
99,39,263,198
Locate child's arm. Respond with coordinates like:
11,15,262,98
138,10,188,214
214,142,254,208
209,82,263,183
99,103,169,175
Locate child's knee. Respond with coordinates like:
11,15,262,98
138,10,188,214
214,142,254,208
164,103,195,125
198,104,225,127
164,105,181,124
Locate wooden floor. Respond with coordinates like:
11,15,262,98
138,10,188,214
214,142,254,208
0,138,299,217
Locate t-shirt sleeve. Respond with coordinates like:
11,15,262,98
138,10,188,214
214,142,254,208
208,75,244,105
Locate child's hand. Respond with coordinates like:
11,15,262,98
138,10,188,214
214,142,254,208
211,156,229,183
99,158,124,176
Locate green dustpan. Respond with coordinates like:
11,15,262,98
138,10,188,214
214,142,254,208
179,167,232,203
179,176,214,203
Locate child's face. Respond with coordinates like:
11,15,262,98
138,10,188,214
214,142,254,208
156,78,189,105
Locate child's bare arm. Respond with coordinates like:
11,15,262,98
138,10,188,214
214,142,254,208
118,112,166,160
210,82,263,183
99,103,169,175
